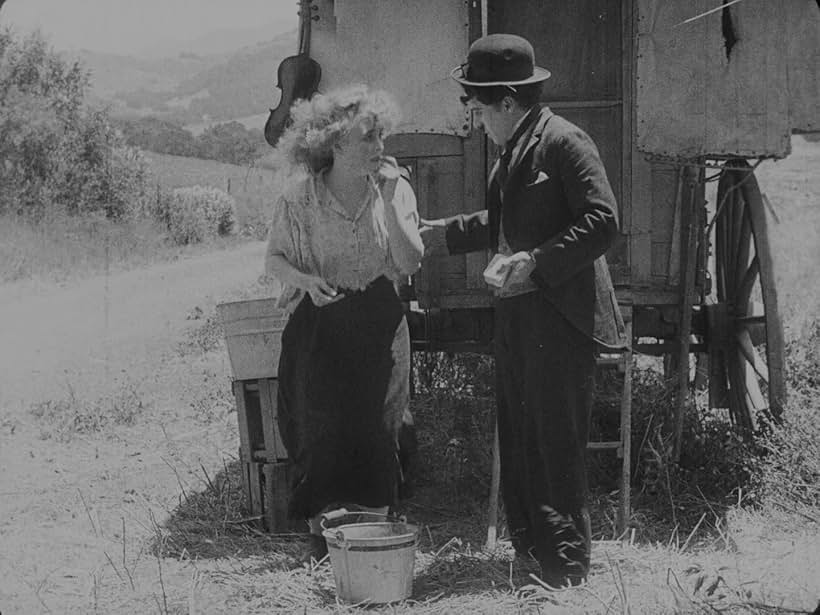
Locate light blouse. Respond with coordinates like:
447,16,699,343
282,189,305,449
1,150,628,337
267,167,417,312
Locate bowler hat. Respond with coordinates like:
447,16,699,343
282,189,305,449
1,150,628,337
451,33,550,87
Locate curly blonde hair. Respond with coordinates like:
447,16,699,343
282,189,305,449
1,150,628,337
273,84,401,178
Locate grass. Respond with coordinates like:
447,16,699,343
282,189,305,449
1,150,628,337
4,137,818,613
29,379,147,441
0,150,276,285
0,208,258,286
0,210,170,284
135,335,818,613
134,135,820,612
144,152,276,240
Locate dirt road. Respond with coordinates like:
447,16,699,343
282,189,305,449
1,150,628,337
0,241,269,613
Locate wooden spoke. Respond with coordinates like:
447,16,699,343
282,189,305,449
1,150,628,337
744,362,768,414
733,212,752,298
735,315,767,325
736,329,769,384
710,160,786,432
736,257,760,310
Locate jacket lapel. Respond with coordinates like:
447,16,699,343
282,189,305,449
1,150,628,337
505,106,553,188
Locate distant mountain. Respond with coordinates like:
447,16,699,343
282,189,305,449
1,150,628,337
71,29,298,126
65,50,222,98
160,20,295,57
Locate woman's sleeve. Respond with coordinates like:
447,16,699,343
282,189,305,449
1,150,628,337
266,196,307,311
385,177,424,276
265,196,300,271
393,177,420,232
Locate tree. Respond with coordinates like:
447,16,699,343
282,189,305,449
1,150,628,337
196,121,264,166
116,116,200,157
0,29,146,219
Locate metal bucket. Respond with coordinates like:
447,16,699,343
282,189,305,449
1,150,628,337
321,511,417,604
216,298,288,381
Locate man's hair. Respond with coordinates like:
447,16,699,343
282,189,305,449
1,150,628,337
459,82,543,109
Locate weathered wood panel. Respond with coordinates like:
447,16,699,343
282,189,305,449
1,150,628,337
488,0,622,101
413,155,492,309
786,2,820,133
636,0,817,158
310,0,469,136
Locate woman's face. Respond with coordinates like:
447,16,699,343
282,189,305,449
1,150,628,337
335,119,385,175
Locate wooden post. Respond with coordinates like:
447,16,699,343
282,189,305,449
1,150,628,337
233,380,253,461
618,311,633,534
259,378,288,460
673,165,701,462
262,462,298,532
485,422,501,549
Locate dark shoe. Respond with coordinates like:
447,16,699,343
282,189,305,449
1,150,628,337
301,534,328,564
510,527,536,560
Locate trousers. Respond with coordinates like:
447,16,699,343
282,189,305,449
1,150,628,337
495,290,595,583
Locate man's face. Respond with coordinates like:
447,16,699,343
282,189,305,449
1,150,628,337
466,99,515,147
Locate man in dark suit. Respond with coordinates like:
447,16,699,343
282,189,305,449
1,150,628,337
421,33,627,587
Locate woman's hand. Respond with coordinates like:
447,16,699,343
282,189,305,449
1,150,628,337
302,274,345,307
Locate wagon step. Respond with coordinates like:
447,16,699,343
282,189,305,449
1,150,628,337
587,305,633,536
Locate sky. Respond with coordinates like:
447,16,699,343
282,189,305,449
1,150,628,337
1,0,299,55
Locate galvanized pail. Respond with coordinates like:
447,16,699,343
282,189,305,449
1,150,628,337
321,511,418,604
216,298,288,381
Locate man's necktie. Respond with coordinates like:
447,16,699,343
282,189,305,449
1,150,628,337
496,146,514,192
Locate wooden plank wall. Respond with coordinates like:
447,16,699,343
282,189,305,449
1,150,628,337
635,0,818,158
786,2,820,133
310,0,470,136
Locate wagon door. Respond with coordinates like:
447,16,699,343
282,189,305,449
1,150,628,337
487,1,629,285
309,0,486,309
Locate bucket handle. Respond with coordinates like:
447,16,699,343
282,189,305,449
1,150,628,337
320,508,407,531
321,509,411,551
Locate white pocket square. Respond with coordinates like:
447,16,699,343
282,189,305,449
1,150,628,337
527,171,550,186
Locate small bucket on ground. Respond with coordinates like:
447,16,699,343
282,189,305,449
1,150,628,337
321,510,418,604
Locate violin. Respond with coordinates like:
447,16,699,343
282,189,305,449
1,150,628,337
264,0,321,147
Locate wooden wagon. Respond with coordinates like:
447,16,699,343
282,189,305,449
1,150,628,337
232,0,819,533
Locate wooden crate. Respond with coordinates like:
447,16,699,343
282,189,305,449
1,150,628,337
233,378,301,532
234,378,288,462
239,455,303,532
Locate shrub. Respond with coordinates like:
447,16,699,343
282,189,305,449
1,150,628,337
747,321,820,512
0,29,147,221
115,116,200,158
163,185,236,245
196,121,264,166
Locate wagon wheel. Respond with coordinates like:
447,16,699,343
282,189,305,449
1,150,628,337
710,160,786,433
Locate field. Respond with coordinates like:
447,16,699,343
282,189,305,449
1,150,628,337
0,153,277,286
143,152,278,239
0,137,818,614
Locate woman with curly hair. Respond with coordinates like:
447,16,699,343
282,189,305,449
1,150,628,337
265,84,423,557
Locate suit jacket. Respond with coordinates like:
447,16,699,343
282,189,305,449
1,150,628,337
444,105,627,349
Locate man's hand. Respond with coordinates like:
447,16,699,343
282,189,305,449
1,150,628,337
497,251,535,289
302,274,345,307
419,218,448,256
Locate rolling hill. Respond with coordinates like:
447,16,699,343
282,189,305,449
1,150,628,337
71,29,298,126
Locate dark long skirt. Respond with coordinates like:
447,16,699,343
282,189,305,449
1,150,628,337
276,276,410,520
